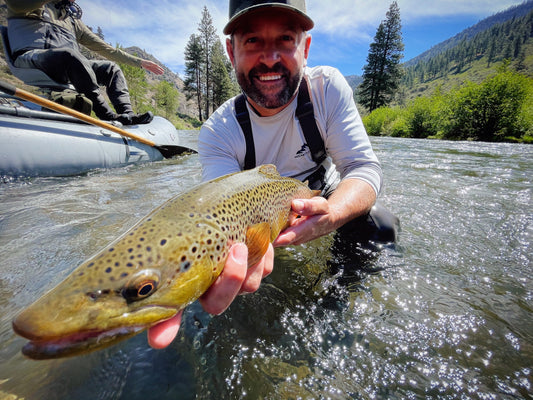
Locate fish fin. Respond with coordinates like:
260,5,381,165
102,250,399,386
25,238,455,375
258,164,281,179
245,222,271,267
258,164,278,174
302,181,321,197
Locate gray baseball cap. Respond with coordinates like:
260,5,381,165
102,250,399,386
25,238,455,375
223,0,314,35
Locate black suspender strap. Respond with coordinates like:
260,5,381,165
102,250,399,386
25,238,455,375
295,78,327,165
235,78,326,170
234,93,256,170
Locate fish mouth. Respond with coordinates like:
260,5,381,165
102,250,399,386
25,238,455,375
13,302,179,360
18,325,145,360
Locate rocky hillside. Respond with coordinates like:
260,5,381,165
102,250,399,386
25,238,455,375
119,46,196,116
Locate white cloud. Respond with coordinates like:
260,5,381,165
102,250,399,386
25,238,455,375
79,0,228,73
308,0,521,39
78,0,523,75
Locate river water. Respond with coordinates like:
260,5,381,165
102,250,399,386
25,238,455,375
0,134,531,399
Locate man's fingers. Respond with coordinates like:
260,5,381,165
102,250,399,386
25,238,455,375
199,243,248,315
240,244,274,293
147,311,183,349
292,197,329,216
146,242,275,350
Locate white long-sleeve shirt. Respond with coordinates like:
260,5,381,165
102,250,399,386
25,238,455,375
198,65,382,196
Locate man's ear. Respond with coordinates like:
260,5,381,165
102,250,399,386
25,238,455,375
226,37,236,67
304,34,312,61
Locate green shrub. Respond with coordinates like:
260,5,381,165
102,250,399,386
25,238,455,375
442,69,532,141
363,107,402,136
363,69,533,142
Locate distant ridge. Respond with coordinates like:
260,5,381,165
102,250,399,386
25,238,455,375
404,0,533,67
344,1,533,91
344,75,363,89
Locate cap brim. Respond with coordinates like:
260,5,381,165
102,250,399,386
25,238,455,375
223,4,314,35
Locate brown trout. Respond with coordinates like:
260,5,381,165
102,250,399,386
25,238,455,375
13,165,316,359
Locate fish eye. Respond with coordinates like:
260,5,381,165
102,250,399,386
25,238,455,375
122,270,160,302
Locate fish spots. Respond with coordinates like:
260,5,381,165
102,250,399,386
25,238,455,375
18,167,312,350
87,288,112,301
181,260,191,271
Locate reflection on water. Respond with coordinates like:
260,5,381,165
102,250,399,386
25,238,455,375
0,134,531,399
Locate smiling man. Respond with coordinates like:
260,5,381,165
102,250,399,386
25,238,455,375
199,0,381,243
148,0,388,349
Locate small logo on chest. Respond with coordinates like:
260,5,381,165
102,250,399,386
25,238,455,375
295,144,310,158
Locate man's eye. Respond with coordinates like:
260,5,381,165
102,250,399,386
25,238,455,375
246,37,258,44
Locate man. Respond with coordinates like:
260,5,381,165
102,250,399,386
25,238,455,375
5,0,164,125
148,0,385,348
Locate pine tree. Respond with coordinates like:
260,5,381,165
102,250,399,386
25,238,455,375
154,81,179,120
184,6,238,119
210,40,239,110
117,46,149,112
358,1,404,112
184,33,205,121
119,61,149,111
198,6,218,118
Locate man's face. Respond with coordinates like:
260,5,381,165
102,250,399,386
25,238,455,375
227,10,311,116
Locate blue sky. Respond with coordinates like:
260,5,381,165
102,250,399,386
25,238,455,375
79,0,523,77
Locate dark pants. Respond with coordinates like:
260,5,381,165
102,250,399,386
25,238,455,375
337,202,400,245
329,202,400,272
15,48,133,119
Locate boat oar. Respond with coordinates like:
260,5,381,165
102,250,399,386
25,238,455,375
0,80,196,159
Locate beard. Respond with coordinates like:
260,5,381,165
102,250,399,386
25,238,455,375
236,63,302,109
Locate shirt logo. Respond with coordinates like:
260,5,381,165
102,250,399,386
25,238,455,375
295,144,310,159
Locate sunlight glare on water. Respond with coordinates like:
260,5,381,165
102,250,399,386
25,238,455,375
0,134,531,399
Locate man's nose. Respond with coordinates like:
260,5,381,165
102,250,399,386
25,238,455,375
260,44,281,67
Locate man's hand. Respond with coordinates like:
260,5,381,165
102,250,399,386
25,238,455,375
273,196,332,246
274,178,376,247
140,60,164,75
147,242,274,349
200,242,274,315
